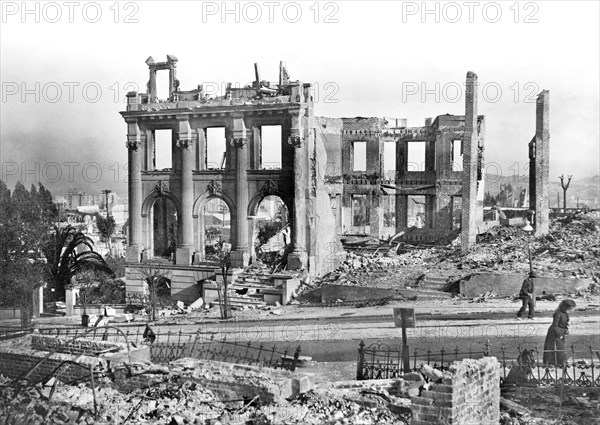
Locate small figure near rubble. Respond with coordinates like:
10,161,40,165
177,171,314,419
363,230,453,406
517,272,536,320
543,299,576,366
143,324,156,344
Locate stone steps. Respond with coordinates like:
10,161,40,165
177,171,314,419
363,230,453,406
416,290,454,300
420,274,450,291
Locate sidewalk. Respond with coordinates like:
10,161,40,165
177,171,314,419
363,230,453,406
4,295,599,329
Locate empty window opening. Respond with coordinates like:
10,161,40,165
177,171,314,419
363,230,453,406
261,125,282,170
152,196,178,258
353,142,367,172
351,194,369,227
407,195,426,228
407,141,426,172
206,127,226,170
202,198,231,260
383,195,396,229
253,196,290,263
383,142,397,179
452,196,462,230
156,70,170,101
154,129,172,171
452,139,463,172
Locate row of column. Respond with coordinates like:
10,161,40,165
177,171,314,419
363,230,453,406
126,113,309,269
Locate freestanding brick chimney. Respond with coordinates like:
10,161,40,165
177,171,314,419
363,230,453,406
529,90,550,236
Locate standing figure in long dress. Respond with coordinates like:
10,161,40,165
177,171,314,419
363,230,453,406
543,299,576,366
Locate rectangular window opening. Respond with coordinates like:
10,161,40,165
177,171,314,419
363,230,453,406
206,127,227,170
383,142,397,180
452,196,462,230
154,129,172,171
383,195,396,229
351,194,369,227
156,70,170,101
452,139,463,172
261,125,282,170
353,142,367,172
407,141,426,172
407,195,427,228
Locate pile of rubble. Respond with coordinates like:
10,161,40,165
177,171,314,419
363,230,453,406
0,372,410,425
453,211,600,278
298,212,600,297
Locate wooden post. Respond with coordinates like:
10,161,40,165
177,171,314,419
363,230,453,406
402,324,410,372
393,308,415,373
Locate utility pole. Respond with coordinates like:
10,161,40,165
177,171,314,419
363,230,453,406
102,189,112,218
102,189,112,254
559,175,573,214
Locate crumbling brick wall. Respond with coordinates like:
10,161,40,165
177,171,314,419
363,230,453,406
0,347,104,384
411,357,500,425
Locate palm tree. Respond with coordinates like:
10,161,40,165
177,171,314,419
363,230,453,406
43,225,113,299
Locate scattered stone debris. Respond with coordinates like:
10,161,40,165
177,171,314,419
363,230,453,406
296,212,600,301
500,386,600,425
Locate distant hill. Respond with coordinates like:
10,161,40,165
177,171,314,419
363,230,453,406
484,174,599,209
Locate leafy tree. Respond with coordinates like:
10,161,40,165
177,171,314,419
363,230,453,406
1,259,45,328
43,225,113,299
0,181,57,324
96,214,116,252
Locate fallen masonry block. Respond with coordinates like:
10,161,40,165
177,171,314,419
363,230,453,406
420,364,443,383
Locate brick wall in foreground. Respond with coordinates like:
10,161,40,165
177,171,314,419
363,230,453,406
411,357,500,425
0,348,104,385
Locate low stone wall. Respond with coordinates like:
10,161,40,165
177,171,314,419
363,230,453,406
460,273,591,298
0,307,21,320
411,357,500,425
31,334,125,356
321,284,394,303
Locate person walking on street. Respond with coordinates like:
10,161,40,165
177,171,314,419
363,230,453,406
543,299,576,366
517,272,536,320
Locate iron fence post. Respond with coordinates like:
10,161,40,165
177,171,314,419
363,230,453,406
291,345,301,371
357,340,365,380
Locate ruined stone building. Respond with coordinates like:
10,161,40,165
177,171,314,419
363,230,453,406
122,56,547,301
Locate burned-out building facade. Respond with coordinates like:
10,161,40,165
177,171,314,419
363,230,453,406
122,55,339,301
122,57,546,301
318,72,486,253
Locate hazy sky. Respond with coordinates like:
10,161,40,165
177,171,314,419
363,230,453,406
1,0,598,194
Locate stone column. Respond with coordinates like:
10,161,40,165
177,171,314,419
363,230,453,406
231,115,250,267
288,108,308,270
532,90,550,236
148,70,156,100
176,116,193,265
461,71,479,253
126,118,143,262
